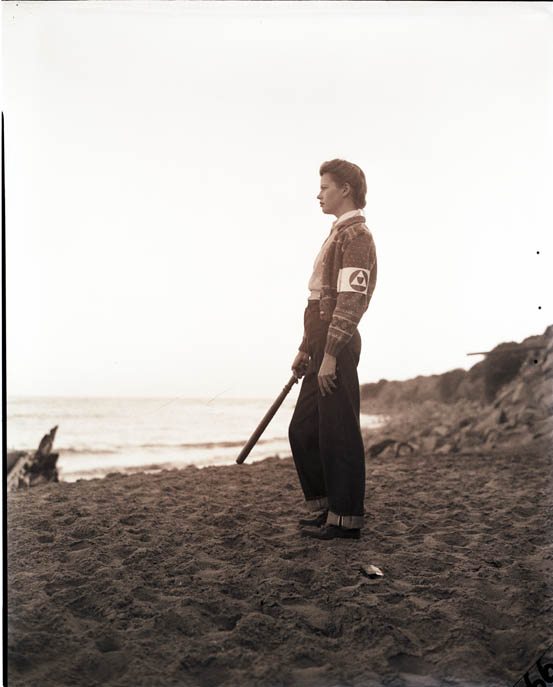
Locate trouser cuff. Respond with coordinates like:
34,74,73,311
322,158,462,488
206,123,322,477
327,510,364,529
306,496,328,512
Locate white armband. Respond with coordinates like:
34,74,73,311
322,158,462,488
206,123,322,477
337,267,370,294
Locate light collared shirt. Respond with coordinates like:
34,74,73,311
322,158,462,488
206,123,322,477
308,209,365,300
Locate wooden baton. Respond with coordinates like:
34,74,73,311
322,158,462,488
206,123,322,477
236,374,299,465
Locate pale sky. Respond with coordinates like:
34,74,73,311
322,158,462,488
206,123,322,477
3,1,552,399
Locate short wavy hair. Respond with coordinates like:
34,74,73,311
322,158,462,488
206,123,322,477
319,159,367,209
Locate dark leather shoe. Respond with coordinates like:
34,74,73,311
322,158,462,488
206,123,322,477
300,524,361,540
298,510,328,528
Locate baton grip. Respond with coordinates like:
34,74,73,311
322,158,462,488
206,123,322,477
236,375,299,464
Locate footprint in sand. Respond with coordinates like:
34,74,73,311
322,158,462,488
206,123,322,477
290,664,333,687
280,546,311,560
44,574,88,595
131,585,159,603
281,600,334,634
67,592,106,620
437,532,469,547
387,651,436,674
287,567,316,584
73,649,128,683
293,653,321,668
69,524,98,540
35,518,53,532
424,532,469,549
68,540,93,551
119,514,143,527
382,520,410,536
62,516,78,526
37,533,55,543
94,631,122,653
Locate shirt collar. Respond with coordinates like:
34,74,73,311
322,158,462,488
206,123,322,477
332,208,364,228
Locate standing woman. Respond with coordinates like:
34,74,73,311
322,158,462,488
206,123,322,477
289,159,377,540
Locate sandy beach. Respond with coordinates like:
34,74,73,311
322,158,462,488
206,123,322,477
7,434,553,687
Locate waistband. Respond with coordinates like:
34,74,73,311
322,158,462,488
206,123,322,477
307,299,320,310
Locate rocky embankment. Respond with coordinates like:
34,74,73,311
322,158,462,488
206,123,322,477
360,325,553,457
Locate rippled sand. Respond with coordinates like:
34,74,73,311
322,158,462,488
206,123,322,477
7,438,553,686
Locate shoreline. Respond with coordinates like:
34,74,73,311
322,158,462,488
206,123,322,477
8,436,553,687
8,410,389,485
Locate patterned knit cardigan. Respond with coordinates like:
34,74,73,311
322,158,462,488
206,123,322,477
299,214,377,357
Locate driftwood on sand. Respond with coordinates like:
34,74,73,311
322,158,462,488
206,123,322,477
7,426,60,491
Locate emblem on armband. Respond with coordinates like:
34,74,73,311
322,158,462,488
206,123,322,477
337,267,370,294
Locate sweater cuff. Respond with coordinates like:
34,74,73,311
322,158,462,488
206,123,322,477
324,333,350,357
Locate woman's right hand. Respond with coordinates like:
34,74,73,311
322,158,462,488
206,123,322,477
292,351,310,378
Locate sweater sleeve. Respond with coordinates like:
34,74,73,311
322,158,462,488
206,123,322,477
324,231,377,357
298,304,310,354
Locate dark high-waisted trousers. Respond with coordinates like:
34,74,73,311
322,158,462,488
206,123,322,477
288,299,365,529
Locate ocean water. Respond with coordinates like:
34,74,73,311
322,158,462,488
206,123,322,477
7,396,385,482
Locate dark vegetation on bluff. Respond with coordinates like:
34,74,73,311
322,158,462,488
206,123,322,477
360,325,552,458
